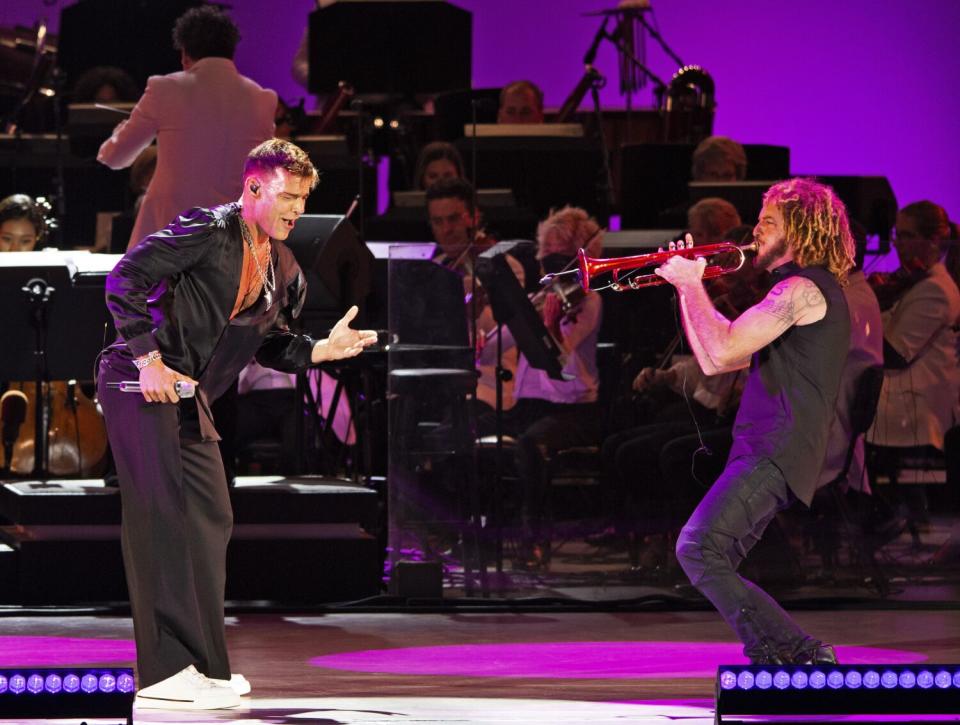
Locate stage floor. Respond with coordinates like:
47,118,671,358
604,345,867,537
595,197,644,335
2,608,960,723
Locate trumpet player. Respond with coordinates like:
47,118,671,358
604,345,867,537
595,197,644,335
654,177,855,665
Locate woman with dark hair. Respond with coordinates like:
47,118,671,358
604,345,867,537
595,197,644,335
0,194,50,251
414,141,464,190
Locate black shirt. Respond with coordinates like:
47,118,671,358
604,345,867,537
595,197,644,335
103,202,315,405
727,262,850,505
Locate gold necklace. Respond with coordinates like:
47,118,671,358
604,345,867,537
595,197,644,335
239,215,276,297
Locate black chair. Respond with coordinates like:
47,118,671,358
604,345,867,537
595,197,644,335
811,365,887,590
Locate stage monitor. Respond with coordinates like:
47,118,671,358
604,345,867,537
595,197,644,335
308,1,471,95
283,215,374,333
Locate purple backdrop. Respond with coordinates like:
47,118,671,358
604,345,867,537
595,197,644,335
5,0,959,219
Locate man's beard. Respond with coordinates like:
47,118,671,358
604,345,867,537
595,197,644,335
754,235,789,270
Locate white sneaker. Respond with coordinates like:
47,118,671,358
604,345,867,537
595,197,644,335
210,673,251,696
135,665,240,710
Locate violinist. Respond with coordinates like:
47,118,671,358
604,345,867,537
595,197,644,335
867,201,960,458
477,206,604,570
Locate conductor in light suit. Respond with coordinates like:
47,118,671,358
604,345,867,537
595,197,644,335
98,6,276,250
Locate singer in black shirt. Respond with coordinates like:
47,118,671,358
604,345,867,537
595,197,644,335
97,139,375,708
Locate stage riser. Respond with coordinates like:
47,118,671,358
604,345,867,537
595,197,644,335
0,476,383,605
0,477,379,529
0,526,380,605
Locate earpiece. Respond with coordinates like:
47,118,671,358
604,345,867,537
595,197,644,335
250,183,260,194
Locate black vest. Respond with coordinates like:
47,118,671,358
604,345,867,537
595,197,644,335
728,262,850,505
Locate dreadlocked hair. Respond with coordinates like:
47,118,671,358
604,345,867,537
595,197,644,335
763,177,855,286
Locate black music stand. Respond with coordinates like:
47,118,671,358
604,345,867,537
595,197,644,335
307,1,471,95
0,255,115,477
281,214,374,474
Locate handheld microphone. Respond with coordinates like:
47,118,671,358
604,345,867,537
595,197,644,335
106,381,196,399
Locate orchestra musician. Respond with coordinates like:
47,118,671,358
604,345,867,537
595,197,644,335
654,178,854,665
478,206,604,570
866,201,960,502
97,139,375,709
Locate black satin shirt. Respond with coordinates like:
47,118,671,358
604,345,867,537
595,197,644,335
103,202,315,404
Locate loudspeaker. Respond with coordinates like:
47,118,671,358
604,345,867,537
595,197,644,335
283,215,374,334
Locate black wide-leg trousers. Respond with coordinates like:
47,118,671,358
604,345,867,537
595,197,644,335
98,360,233,688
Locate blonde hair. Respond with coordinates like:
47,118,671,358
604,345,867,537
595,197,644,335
763,178,855,285
536,206,604,258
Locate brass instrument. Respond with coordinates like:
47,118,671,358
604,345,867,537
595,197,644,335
540,240,757,292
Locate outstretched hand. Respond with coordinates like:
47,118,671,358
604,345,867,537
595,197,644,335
313,305,378,363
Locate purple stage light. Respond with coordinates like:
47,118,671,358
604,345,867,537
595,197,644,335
953,671,960,688
62,674,80,693
716,664,960,722
80,674,98,693
44,674,62,694
0,676,6,694
736,671,754,690
844,670,862,689
755,670,772,689
899,671,916,688
719,670,737,690
26,674,43,694
98,673,116,693
9,675,25,695
117,673,135,693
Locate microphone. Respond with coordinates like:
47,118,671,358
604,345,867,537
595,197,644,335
106,381,196,398
1,390,28,448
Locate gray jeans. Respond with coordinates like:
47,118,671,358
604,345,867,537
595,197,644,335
676,455,818,662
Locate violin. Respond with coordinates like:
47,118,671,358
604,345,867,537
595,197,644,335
0,380,108,477
868,263,929,311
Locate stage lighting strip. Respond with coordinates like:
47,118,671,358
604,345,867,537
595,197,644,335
0,671,135,695
719,666,960,691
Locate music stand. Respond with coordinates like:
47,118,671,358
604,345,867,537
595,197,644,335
307,1,471,95
0,252,117,477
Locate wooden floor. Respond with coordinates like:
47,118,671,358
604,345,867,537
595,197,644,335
2,607,960,723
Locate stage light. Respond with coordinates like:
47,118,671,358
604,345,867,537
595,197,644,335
0,667,134,721
62,674,80,693
715,664,960,723
43,675,61,694
755,670,772,689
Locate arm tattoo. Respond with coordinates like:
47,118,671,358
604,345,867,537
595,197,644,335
762,278,823,328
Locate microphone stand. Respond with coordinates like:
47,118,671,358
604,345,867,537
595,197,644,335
588,72,615,221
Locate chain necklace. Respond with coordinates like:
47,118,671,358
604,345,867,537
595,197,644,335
238,214,276,299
